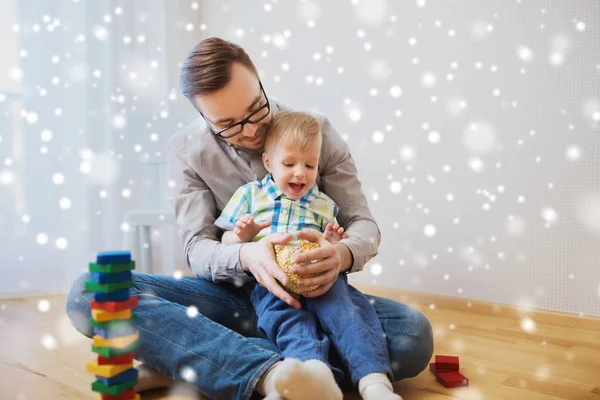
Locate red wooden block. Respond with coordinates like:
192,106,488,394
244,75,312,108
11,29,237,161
436,371,469,388
429,362,454,374
435,355,459,371
97,351,136,365
99,388,137,400
91,297,139,312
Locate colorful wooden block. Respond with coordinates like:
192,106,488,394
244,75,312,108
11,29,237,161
97,352,136,366
93,325,137,339
93,332,139,349
93,289,130,302
92,343,138,358
91,297,138,312
435,371,469,388
92,379,137,396
95,367,139,386
86,280,133,293
86,360,133,378
92,308,132,323
435,355,459,371
88,251,139,400
90,261,135,274
90,271,133,284
90,315,137,329
97,251,132,265
96,388,140,400
429,362,437,373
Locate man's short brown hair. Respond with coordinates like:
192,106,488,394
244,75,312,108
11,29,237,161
180,37,258,101
265,111,322,153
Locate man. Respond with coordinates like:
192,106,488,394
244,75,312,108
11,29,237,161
66,37,433,400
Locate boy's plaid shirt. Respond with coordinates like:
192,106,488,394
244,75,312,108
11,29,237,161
215,173,338,241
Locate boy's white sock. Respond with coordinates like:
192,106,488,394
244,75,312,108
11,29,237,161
358,372,402,400
263,393,284,400
274,358,343,400
257,361,282,397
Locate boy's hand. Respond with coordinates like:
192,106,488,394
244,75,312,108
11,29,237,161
234,214,271,242
322,223,348,244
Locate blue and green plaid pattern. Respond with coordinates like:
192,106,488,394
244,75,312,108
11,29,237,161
215,174,338,242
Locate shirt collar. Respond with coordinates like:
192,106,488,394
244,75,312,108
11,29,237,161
261,173,320,207
299,181,319,206
261,173,283,200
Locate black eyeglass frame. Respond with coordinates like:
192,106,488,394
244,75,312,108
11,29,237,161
198,81,271,139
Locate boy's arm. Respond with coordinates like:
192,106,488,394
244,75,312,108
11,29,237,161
166,143,254,285
221,231,244,245
318,117,381,274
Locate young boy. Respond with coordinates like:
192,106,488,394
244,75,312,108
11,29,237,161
215,111,401,400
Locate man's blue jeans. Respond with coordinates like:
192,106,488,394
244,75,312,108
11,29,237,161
66,272,433,400
252,274,392,386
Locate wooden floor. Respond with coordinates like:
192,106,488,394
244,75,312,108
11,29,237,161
1,284,599,399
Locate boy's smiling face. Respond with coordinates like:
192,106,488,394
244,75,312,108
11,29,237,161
263,139,321,200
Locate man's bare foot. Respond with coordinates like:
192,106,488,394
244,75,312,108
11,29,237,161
135,363,176,392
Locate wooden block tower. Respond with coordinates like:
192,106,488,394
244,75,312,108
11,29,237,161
85,250,140,400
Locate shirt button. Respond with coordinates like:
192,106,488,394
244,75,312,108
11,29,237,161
282,209,288,215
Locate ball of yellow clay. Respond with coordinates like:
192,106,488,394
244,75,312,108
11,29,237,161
274,239,320,294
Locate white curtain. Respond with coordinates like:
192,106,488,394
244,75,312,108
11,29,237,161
0,0,201,296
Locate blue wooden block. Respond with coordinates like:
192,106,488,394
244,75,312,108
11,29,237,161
93,289,130,302
95,368,139,386
93,324,137,339
96,251,131,265
90,271,132,284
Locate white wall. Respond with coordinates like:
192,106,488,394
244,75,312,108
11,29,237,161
196,0,600,316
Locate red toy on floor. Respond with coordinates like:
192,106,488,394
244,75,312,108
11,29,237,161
429,355,469,388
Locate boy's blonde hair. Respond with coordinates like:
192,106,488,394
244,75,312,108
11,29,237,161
264,111,322,152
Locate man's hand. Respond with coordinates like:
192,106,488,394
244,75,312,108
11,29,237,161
234,214,271,242
239,233,302,309
291,230,349,298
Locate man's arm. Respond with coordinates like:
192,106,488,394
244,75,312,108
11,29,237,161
166,143,254,286
318,117,381,273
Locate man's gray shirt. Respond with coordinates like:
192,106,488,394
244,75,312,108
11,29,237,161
166,101,380,285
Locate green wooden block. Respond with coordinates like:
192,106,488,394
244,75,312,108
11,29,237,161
89,261,135,274
92,343,138,358
91,379,137,395
90,315,137,329
85,280,133,293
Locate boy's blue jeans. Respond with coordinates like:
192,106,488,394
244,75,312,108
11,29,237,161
66,272,433,400
251,274,392,386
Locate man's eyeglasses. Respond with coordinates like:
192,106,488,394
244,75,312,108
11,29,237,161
199,81,271,139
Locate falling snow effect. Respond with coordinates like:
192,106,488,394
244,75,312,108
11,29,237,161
0,0,599,319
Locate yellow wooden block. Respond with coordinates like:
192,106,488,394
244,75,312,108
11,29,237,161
86,360,133,378
93,332,139,349
92,308,132,322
